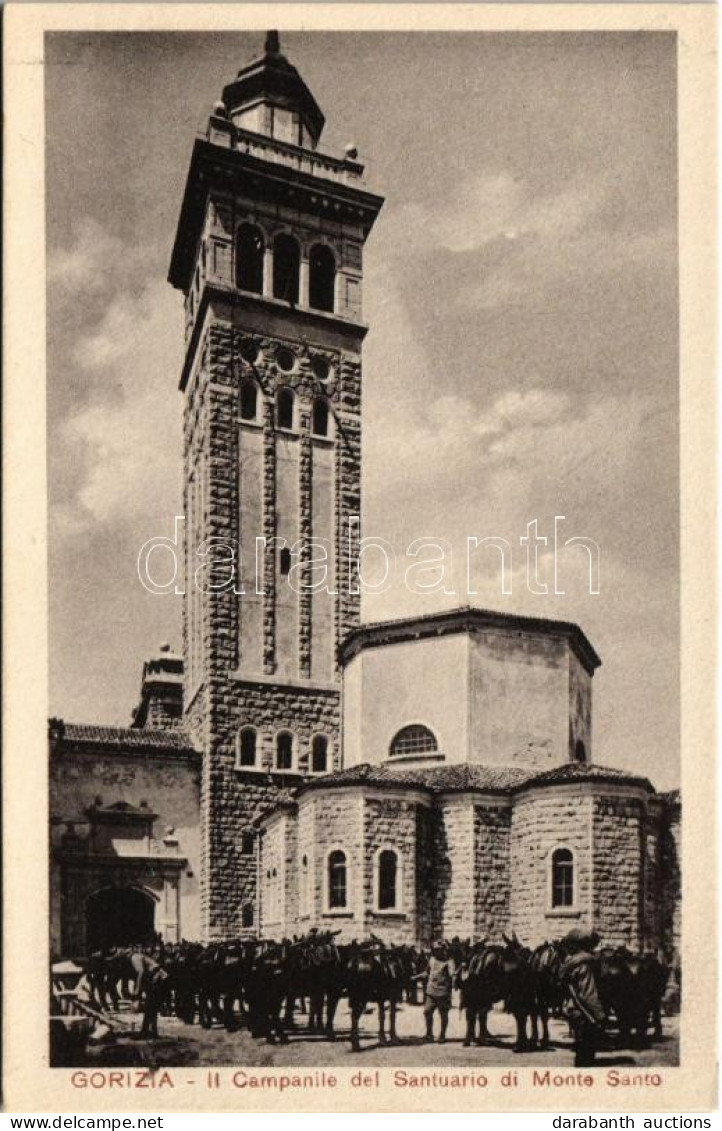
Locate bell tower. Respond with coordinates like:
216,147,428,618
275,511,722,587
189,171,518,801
168,32,383,938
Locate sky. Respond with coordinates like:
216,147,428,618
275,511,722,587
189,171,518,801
46,30,679,788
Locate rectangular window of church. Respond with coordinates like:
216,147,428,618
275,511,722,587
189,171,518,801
300,853,311,917
551,848,575,908
327,850,347,909
241,830,255,856
376,849,400,911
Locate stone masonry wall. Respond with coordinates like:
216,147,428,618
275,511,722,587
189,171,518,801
642,800,664,953
435,798,475,939
182,309,360,938
473,802,512,941
362,796,421,945
415,804,437,948
592,793,646,949
510,787,593,945
660,801,681,962
50,746,201,953
309,790,364,941
181,287,365,936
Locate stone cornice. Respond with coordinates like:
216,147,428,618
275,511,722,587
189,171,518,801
178,284,368,393
169,137,384,293
340,605,602,676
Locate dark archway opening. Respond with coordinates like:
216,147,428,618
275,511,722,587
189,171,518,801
309,243,336,312
273,233,300,304
86,887,155,953
574,739,587,764
236,224,264,294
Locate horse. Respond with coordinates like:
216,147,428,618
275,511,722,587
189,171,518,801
457,934,536,1051
344,940,419,1052
528,940,566,1049
597,947,668,1048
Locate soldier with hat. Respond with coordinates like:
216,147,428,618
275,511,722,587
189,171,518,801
561,929,606,1067
422,940,455,1043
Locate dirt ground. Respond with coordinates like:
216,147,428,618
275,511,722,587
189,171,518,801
76,999,680,1070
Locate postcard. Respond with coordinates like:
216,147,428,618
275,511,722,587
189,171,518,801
3,2,716,1113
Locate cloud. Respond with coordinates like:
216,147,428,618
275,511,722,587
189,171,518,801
48,218,140,293
393,171,604,256
52,268,184,535
383,170,676,317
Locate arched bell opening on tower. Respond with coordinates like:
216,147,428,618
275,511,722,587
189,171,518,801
309,243,336,313
272,232,300,304
235,223,265,294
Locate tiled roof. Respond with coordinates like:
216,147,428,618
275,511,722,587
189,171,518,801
298,760,656,798
51,721,199,755
420,764,533,792
518,761,654,793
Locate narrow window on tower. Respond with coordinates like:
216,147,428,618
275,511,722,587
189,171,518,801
275,731,294,771
574,739,587,764
279,547,292,576
309,243,336,312
236,726,257,769
236,223,265,294
241,830,255,855
312,398,330,438
273,233,300,304
240,379,259,422
276,387,295,430
241,902,254,929
311,735,328,773
550,847,575,909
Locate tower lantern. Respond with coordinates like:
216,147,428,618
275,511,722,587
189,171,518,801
168,32,384,939
220,30,326,148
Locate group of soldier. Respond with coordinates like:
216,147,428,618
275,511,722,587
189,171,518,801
422,929,606,1066
74,927,609,1064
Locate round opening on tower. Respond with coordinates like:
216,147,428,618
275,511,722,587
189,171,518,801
276,347,296,373
239,338,259,364
311,355,331,383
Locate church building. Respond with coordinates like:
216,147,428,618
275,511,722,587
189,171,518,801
49,34,681,961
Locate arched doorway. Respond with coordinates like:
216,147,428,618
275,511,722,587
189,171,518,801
86,887,156,953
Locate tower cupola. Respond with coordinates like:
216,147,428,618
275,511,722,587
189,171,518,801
221,31,325,149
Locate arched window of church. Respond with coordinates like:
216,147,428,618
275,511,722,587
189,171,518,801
240,378,260,422
376,848,400,911
273,233,300,304
312,397,330,438
236,223,264,294
574,739,587,764
551,848,575,908
276,731,294,771
241,902,254,929
237,727,257,768
389,724,438,758
309,243,336,312
276,387,296,430
327,849,347,910
311,735,328,774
